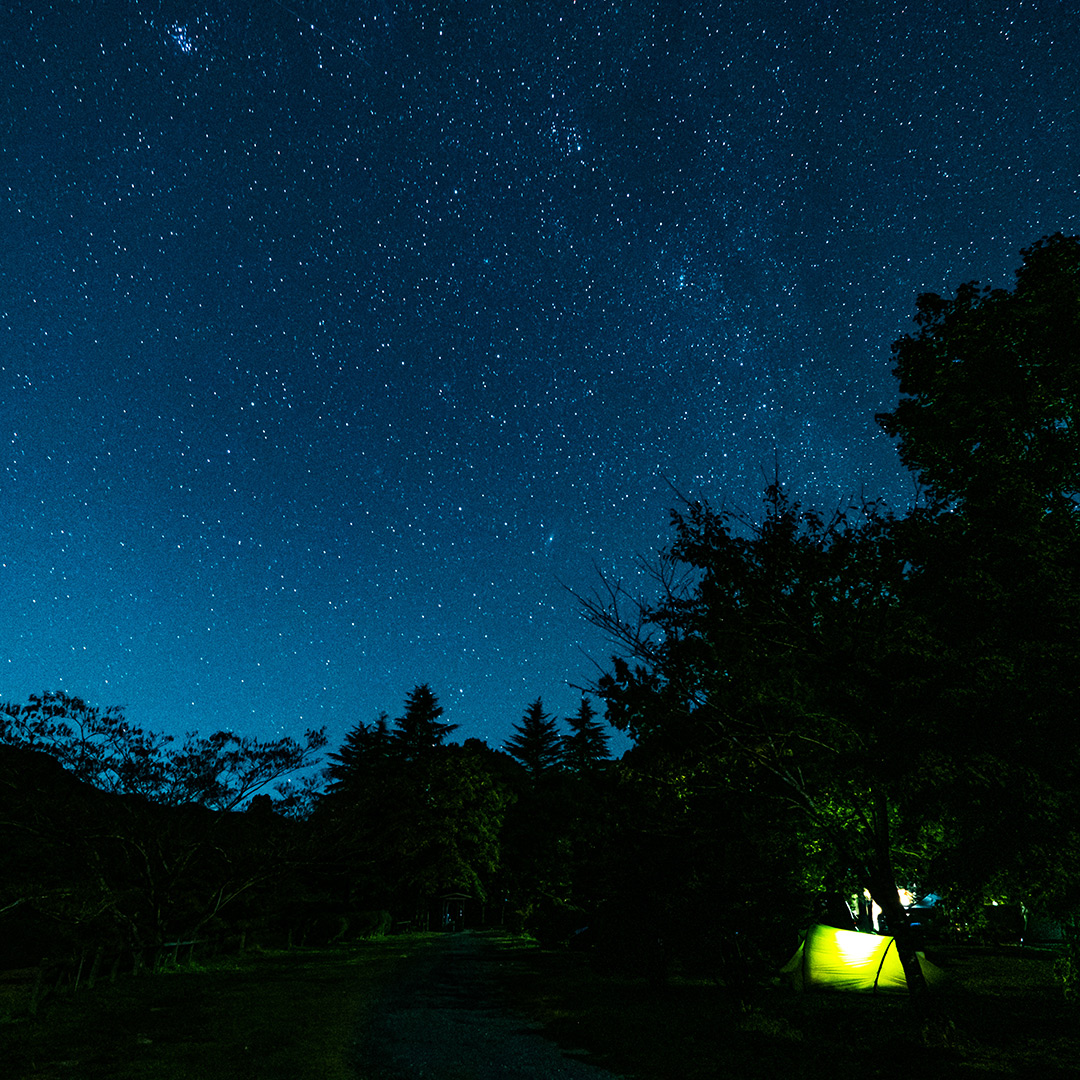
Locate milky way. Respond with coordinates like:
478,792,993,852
2,1,1078,755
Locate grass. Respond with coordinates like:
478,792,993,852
488,937,1080,1079
0,937,443,1080
3,933,1077,1079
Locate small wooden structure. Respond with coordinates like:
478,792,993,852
438,892,470,932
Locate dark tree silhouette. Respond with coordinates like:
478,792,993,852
0,694,326,968
324,711,392,796
389,742,510,914
877,232,1080,920
580,235,1080,1002
562,696,610,773
0,691,326,810
317,711,509,920
504,698,563,780
392,685,457,761
879,232,1080,518
585,486,940,1001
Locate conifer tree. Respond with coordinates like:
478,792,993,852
562,696,610,773
323,711,392,795
393,684,457,760
504,698,563,780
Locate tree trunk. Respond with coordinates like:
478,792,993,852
872,882,928,1002
867,791,929,1010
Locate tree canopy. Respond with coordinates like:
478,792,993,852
0,691,327,811
584,233,1080,1000
0,692,327,968
876,232,1080,917
880,232,1080,521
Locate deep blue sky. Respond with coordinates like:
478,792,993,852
2,0,1078,759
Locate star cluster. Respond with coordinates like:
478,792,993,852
3,1,1078,752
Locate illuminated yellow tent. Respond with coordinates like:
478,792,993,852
781,924,944,993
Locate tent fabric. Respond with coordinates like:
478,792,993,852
781,924,944,993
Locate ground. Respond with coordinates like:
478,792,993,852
358,931,624,1078
1,932,1076,1079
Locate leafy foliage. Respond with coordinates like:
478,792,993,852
585,487,951,994
0,693,326,965
573,235,1080,998
0,691,327,811
877,233,1080,918
315,689,511,918
880,232,1080,519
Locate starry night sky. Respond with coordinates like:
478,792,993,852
2,1,1078,758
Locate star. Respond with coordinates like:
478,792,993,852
1,0,1077,758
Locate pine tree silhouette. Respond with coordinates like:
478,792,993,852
563,696,610,773
505,698,563,779
393,684,457,760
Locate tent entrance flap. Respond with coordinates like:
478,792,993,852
780,924,942,993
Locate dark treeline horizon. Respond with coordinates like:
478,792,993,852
3,235,1080,1007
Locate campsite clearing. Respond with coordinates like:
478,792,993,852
492,936,1079,1080
0,937,440,1080
1,933,1076,1079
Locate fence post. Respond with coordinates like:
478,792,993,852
28,961,47,1016
87,945,104,989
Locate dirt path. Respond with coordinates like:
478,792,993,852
356,932,627,1080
